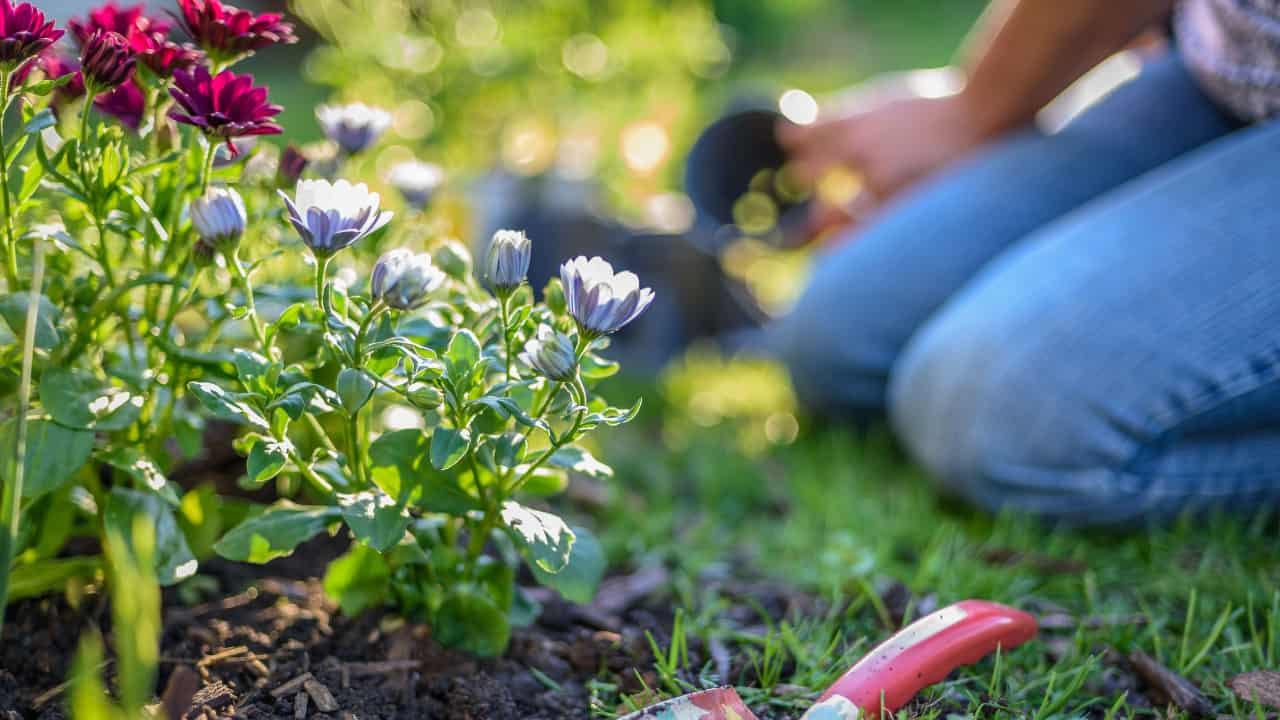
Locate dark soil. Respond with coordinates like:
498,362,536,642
0,531,820,720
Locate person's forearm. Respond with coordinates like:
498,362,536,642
957,0,1173,136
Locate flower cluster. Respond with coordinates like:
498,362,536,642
0,0,658,667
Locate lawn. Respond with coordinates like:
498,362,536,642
585,353,1280,718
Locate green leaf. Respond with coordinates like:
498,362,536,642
6,557,101,601
0,418,93,500
369,429,480,514
103,488,198,586
433,585,510,656
0,293,60,350
580,353,620,380
246,437,290,486
430,427,470,471
41,367,143,431
101,447,178,505
232,349,274,392
187,381,269,431
22,76,72,98
213,502,340,564
444,329,482,381
530,526,605,604
500,500,575,573
338,490,410,552
547,446,613,479
516,467,569,496
368,428,428,502
337,367,376,414
323,545,391,616
477,432,525,474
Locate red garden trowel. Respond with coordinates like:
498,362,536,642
619,599,1037,720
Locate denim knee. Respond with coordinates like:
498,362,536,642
887,310,1140,524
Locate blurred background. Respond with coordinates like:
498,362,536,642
47,0,989,370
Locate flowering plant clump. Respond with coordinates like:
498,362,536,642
0,0,647,659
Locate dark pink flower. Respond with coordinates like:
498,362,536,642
173,0,297,64
169,66,281,152
129,30,203,78
68,2,170,47
0,0,63,71
94,78,145,129
80,29,135,91
277,144,308,186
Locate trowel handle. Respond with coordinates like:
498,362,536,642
811,600,1037,716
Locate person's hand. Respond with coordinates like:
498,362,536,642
777,91,994,243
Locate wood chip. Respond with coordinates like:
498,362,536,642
303,678,339,713
592,567,669,615
1229,670,1280,709
159,666,200,720
190,681,235,711
271,672,315,698
294,690,309,720
1128,650,1215,718
981,547,1087,574
248,658,271,678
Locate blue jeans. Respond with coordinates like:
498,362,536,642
769,51,1280,525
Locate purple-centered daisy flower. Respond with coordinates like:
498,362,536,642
174,0,297,65
168,66,281,153
0,0,63,71
559,256,655,337
278,179,393,258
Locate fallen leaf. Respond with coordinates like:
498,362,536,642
1229,670,1280,709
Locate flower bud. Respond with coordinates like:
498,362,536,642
483,229,531,296
542,277,566,316
371,248,446,310
405,382,443,409
433,239,472,280
519,325,577,382
80,29,136,92
189,186,246,252
191,237,218,268
277,144,308,187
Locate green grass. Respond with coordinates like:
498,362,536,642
588,352,1280,718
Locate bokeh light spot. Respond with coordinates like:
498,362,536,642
779,89,818,125
621,122,670,175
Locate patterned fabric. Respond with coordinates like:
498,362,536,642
1176,0,1280,120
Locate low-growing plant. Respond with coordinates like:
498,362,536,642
0,0,650,657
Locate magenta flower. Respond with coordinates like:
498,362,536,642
68,2,170,47
80,29,135,92
169,66,281,153
129,30,202,78
174,0,297,64
0,0,63,71
95,79,145,129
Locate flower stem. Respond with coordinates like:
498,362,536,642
199,139,216,195
226,249,267,350
0,246,44,632
313,255,331,314
0,69,19,290
498,294,513,382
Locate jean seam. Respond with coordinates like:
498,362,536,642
1120,356,1280,481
